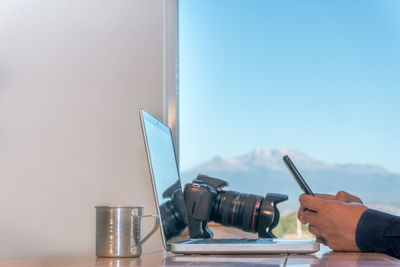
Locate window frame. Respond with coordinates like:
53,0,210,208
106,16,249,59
163,0,179,163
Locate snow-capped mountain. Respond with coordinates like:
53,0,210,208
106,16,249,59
181,148,400,215
190,148,331,172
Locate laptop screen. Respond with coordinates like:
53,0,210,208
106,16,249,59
140,109,190,244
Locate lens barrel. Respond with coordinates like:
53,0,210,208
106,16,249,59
211,190,264,233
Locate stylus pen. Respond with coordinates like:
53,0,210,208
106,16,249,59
283,155,315,197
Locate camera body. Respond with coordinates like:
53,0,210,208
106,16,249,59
184,174,288,239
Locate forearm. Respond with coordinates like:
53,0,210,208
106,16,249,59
356,209,400,258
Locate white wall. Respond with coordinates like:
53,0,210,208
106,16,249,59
0,0,167,260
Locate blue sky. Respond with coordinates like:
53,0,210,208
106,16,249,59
178,0,400,173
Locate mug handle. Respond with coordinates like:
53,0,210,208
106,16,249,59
135,214,160,246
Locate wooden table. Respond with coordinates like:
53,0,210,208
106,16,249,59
0,245,399,267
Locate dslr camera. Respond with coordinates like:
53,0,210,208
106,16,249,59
184,174,288,239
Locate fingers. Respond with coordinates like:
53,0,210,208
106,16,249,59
335,191,351,202
302,210,320,225
308,224,320,236
298,194,326,224
309,225,328,246
310,191,363,204
299,194,326,212
297,206,306,223
315,193,336,200
316,236,328,246
335,191,363,204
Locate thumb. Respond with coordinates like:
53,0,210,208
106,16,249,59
299,194,326,212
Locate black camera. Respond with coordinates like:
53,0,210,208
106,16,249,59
184,174,288,239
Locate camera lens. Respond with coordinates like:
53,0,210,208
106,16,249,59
211,190,264,233
184,174,287,239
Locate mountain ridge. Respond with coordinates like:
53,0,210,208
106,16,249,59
181,148,400,215
185,147,390,174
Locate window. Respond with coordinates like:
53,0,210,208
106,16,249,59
178,0,400,237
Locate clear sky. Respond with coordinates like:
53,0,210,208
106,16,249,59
178,0,400,173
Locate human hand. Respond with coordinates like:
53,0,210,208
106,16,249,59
298,191,364,224
297,194,368,251
316,191,363,204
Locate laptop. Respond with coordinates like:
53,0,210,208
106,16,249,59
140,108,319,254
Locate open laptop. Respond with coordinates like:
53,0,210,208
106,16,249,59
140,108,319,254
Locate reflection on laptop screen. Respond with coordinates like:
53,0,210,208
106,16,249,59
141,109,189,243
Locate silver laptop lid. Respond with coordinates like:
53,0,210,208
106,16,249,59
140,108,190,247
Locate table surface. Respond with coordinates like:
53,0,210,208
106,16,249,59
1,225,399,266
0,245,399,267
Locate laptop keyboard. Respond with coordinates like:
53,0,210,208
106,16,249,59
183,238,276,244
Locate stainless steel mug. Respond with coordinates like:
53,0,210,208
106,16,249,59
96,206,159,257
